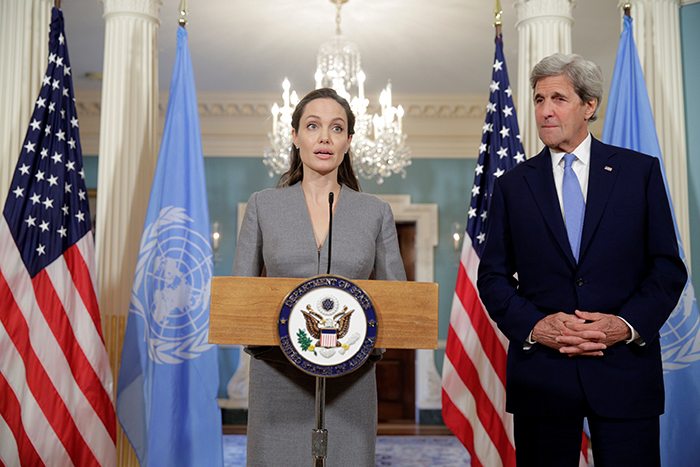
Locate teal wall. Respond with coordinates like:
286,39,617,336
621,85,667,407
681,2,700,292
205,157,476,380
203,156,476,374
82,155,476,385
83,5,700,388
84,156,98,187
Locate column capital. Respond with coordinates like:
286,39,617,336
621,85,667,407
515,0,576,25
101,0,162,22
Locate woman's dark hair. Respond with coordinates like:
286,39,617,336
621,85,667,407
278,88,361,191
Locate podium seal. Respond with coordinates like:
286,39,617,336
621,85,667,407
278,275,378,377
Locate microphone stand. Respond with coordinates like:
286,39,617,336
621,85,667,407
326,191,333,276
312,377,327,466
311,191,334,466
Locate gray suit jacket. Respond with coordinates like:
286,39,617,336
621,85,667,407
233,183,406,466
234,183,406,281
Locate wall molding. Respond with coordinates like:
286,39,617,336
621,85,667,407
75,89,493,159
378,195,442,411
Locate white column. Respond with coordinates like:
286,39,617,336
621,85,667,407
97,0,161,318
0,0,51,199
617,0,690,261
96,0,161,464
514,0,576,158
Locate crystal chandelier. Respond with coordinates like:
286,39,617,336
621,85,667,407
263,0,411,184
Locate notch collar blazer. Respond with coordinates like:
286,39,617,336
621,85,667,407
477,137,687,418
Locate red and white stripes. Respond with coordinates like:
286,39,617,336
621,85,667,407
0,218,115,467
442,233,592,467
442,236,516,467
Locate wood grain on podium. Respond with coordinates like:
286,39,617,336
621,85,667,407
210,276,438,349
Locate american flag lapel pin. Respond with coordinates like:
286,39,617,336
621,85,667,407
604,166,613,172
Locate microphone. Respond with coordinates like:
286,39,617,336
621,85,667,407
326,192,334,274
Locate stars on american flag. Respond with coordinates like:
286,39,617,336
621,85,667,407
466,35,526,256
3,20,90,277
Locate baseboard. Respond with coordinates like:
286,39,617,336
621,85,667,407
222,423,452,436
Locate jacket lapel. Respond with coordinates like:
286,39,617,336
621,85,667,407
523,147,576,267
579,138,619,262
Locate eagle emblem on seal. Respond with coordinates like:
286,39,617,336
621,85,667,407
297,296,361,357
303,302,354,348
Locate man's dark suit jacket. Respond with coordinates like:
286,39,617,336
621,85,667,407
477,137,687,419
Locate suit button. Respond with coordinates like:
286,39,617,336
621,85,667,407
576,278,584,287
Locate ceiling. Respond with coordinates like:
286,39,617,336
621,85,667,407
61,0,623,98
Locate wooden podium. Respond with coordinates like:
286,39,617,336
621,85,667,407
209,276,439,349
209,275,438,466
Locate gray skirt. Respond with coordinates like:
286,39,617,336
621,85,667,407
246,347,377,467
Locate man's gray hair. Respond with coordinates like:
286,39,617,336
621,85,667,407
530,53,604,122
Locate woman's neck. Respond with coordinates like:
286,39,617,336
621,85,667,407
301,176,341,204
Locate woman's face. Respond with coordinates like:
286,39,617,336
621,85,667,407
292,98,352,179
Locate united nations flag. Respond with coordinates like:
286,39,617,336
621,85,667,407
116,26,223,466
602,14,700,467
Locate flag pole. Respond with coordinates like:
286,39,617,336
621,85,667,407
178,0,188,27
623,2,631,17
55,0,61,8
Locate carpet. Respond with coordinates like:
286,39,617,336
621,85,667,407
223,435,471,466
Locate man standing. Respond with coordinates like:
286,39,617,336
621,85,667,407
477,53,687,466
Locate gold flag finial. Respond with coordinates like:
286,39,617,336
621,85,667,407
624,2,631,17
178,0,188,27
494,0,503,35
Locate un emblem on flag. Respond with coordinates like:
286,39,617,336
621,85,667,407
130,207,213,364
278,275,378,377
660,282,700,372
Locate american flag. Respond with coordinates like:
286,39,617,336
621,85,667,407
440,33,524,467
0,8,116,466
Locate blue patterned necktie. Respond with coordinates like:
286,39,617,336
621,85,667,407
563,153,585,260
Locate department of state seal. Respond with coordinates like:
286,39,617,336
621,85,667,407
278,275,378,377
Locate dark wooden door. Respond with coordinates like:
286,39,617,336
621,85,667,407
376,222,416,423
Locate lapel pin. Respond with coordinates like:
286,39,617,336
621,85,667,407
604,166,613,172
